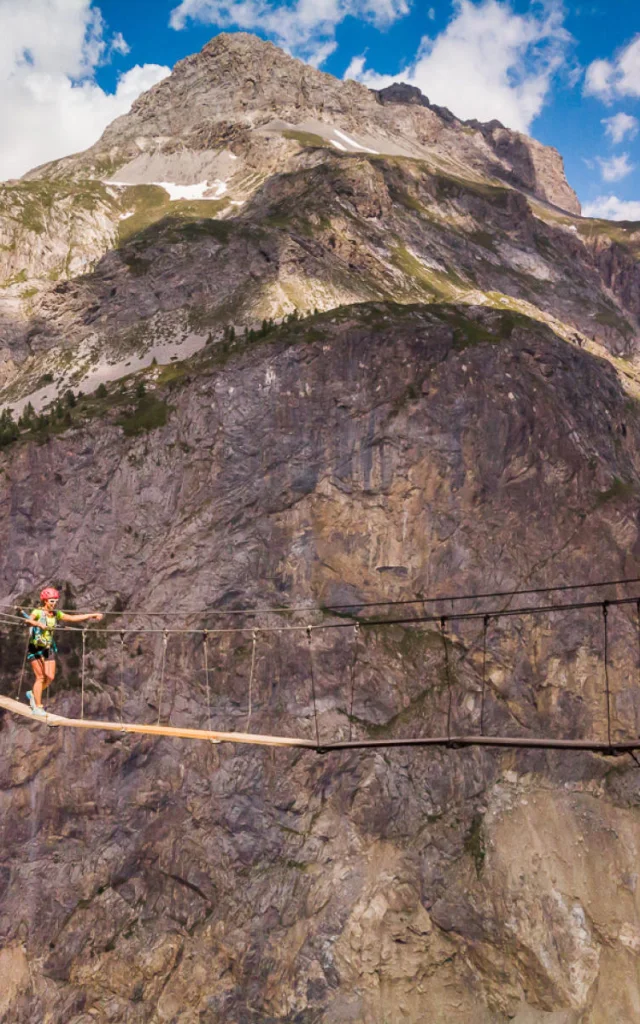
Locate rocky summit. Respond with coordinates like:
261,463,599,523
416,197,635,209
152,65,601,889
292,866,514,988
1,30,640,1024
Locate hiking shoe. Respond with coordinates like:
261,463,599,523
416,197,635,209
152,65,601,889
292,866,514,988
31,705,47,718
25,690,36,711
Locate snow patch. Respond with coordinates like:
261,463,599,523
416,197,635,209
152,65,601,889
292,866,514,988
150,180,226,201
333,129,379,155
106,179,227,201
330,140,348,152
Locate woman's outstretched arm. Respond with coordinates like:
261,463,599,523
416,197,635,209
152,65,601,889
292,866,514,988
59,612,103,623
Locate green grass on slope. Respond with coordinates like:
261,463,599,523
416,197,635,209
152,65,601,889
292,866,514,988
117,185,230,245
117,394,170,435
529,198,640,254
595,477,635,506
281,129,329,149
0,378,174,449
577,218,640,253
390,244,468,300
432,170,512,206
432,304,526,348
0,179,115,235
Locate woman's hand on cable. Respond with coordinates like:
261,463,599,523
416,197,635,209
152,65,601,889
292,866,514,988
91,613,103,621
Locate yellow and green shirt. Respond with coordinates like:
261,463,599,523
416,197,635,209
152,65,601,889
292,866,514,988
30,608,63,648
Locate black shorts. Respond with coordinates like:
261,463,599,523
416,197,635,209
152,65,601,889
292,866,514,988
27,644,56,662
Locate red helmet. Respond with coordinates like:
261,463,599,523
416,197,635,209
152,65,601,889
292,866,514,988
40,587,60,602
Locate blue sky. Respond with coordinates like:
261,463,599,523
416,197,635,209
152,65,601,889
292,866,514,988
1,0,640,218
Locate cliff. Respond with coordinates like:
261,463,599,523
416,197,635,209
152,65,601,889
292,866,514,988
0,30,640,1024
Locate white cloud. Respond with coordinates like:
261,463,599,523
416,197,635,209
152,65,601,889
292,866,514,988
111,32,131,57
344,54,370,80
596,152,635,182
0,0,170,181
602,112,639,144
583,59,611,100
584,33,640,101
344,0,573,133
306,39,338,68
427,6,435,18
169,0,409,66
582,195,640,221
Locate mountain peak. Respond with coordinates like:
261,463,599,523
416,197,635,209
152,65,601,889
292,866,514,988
200,30,286,56
22,31,579,218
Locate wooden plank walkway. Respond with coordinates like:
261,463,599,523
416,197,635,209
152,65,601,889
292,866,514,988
2,695,639,755
0,695,316,748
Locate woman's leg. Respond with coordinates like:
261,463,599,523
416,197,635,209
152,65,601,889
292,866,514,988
31,658,46,706
43,657,56,694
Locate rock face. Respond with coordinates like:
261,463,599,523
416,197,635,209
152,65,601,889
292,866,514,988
0,28,640,1024
2,304,640,1021
377,81,578,216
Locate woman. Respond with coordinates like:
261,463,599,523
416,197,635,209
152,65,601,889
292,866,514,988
25,587,103,716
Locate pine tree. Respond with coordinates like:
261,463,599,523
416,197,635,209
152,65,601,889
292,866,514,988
0,409,18,447
18,402,35,430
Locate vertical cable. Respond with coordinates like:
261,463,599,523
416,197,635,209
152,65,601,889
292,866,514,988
480,615,489,737
203,630,212,732
80,628,87,720
441,616,453,740
156,630,168,726
636,600,640,682
348,623,360,741
245,630,258,732
119,632,126,725
307,625,320,747
602,602,612,749
16,631,30,701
